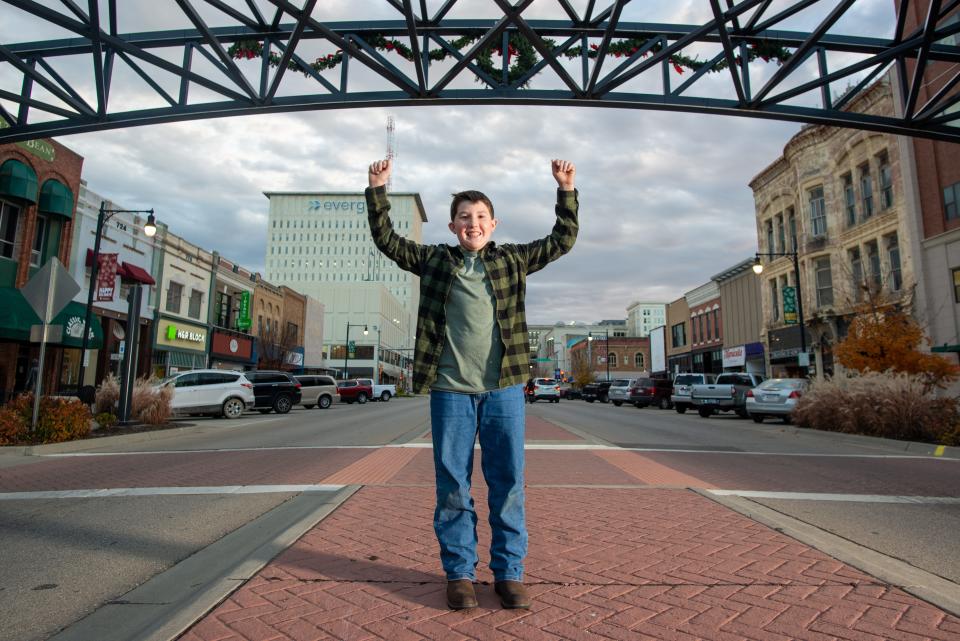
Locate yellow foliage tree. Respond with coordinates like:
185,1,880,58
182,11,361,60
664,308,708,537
570,348,595,389
835,303,958,389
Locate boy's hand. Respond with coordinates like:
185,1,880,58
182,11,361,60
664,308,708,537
552,159,576,190
368,158,391,188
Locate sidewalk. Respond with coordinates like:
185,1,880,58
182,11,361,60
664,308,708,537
176,416,960,641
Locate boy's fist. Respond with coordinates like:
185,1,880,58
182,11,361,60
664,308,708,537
552,159,575,190
368,159,391,188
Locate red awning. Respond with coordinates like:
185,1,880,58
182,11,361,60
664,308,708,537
118,261,156,285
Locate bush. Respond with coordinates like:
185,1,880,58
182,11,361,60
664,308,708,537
1,393,92,444
132,377,172,425
94,412,117,429
95,373,119,414
0,405,27,444
792,370,959,444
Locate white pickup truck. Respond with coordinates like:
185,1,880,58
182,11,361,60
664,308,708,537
690,372,764,418
355,378,397,402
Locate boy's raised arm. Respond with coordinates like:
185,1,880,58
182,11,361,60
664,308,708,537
552,158,576,191
369,158,391,189
365,158,425,275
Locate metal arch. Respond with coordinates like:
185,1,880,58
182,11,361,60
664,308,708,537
1,0,959,143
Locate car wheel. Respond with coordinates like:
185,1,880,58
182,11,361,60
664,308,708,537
752,414,764,423
318,395,332,409
222,397,245,419
658,397,670,410
634,402,643,408
304,404,315,409
698,407,712,418
600,395,609,404
257,408,272,414
675,405,687,414
612,401,622,407
585,399,594,403
782,415,793,424
553,398,559,403
273,395,292,414
380,391,391,402
357,393,368,404
736,408,749,419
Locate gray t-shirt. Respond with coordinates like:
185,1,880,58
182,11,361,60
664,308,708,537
432,251,504,392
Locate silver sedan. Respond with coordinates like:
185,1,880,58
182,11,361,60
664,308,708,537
745,378,809,424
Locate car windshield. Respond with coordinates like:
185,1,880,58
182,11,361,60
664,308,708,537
674,375,699,385
159,375,179,386
536,379,556,385
759,379,806,390
611,379,631,386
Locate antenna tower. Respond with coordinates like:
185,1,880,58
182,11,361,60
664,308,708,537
386,115,396,191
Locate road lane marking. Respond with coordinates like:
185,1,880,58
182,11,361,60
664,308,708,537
707,490,960,504
0,485,346,500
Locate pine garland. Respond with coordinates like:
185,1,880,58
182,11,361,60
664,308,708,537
227,34,792,83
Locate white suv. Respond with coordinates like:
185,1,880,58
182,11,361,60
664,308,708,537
159,369,255,419
531,378,561,403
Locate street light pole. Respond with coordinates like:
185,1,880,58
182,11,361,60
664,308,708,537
605,329,610,381
343,323,368,379
754,249,807,368
77,201,155,395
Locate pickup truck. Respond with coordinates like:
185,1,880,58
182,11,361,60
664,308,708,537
690,372,765,418
337,379,374,404
581,381,612,403
355,378,397,402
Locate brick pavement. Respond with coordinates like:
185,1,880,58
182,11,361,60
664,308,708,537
171,416,960,641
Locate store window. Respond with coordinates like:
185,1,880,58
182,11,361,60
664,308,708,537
0,200,20,259
188,289,203,319
945,181,960,221
30,214,47,267
634,352,644,369
165,281,183,313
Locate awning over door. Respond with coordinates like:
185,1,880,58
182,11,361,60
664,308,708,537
0,159,39,203
38,179,73,218
0,288,103,348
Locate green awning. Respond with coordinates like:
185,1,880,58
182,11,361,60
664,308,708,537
38,179,74,218
0,288,103,348
0,159,39,203
931,344,960,353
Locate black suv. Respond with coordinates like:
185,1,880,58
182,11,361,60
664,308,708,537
244,370,302,414
629,377,674,409
582,381,612,403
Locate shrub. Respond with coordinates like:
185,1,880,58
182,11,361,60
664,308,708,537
792,370,959,444
95,373,120,414
132,377,172,425
3,393,92,444
0,404,27,445
94,412,118,429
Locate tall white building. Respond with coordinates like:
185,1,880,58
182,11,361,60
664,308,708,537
263,191,427,381
626,302,666,338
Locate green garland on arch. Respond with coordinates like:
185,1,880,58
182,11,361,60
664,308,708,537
227,34,791,84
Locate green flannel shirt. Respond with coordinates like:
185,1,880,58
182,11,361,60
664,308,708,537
365,186,579,394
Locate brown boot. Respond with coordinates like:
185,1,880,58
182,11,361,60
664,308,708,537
446,579,478,610
494,580,531,609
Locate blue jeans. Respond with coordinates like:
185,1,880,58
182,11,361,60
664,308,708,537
429,385,526,582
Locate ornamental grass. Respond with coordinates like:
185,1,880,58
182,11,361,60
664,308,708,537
792,370,959,445
132,377,172,425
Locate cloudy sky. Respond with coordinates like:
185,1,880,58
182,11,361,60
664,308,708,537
2,1,895,324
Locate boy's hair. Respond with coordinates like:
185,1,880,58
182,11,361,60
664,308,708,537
449,190,494,221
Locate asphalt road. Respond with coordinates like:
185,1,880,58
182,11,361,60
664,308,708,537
0,396,956,640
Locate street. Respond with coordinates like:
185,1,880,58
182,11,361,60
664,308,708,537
0,397,958,641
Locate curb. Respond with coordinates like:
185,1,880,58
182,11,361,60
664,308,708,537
2,422,202,456
49,485,359,641
781,426,958,459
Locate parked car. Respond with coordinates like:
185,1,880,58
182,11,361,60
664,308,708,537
295,374,340,409
690,372,765,418
671,372,717,414
244,370,303,414
529,378,561,403
337,379,374,404
354,378,397,402
582,381,612,403
746,378,809,424
558,384,581,400
607,379,636,406
159,369,254,419
629,378,674,409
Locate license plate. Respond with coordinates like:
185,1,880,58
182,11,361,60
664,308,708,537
703,399,718,404
763,395,778,402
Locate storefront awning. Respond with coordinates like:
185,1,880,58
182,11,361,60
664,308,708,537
0,288,103,348
931,344,960,353
38,179,74,218
118,261,156,285
0,159,39,203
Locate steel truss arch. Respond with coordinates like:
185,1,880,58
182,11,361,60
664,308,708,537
1,0,959,143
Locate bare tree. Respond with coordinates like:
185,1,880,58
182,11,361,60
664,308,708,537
258,322,299,370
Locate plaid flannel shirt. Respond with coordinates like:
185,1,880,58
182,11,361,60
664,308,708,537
365,186,579,394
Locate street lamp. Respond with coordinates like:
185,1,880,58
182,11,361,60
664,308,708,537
343,323,368,379
753,250,807,368
77,201,155,393
373,325,381,383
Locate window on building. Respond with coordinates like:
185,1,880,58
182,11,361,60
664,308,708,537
165,282,183,313
0,200,20,259
608,352,617,367
714,309,720,339
30,214,47,267
945,181,960,221
878,151,893,209
787,208,797,251
886,234,902,292
671,322,686,347
699,314,705,343
215,291,232,328
691,316,698,343
705,311,712,341
850,247,863,302
815,256,834,307
808,186,827,237
859,164,874,220
188,289,202,319
635,352,644,369
766,219,774,254
866,240,881,290
954,268,960,303
776,214,785,254
842,173,856,227
770,279,780,321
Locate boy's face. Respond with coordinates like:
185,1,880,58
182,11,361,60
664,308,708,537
449,200,497,252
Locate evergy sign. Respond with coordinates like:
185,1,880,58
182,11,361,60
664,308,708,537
308,199,366,214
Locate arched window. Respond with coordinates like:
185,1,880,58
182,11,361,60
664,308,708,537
608,352,617,367
635,352,645,369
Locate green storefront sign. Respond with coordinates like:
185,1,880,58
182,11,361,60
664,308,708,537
0,118,56,162
237,291,251,330
782,286,797,324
